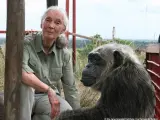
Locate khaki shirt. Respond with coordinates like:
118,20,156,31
22,32,80,109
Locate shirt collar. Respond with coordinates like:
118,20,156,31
34,32,57,54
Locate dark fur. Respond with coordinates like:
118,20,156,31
57,43,155,120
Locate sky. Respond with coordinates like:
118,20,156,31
0,0,160,40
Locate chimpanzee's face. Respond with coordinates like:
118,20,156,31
81,52,106,87
80,44,116,87
80,43,141,88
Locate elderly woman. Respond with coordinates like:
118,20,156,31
20,6,80,120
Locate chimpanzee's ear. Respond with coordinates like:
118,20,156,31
113,50,124,67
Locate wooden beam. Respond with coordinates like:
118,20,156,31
4,0,25,120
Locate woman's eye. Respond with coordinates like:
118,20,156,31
55,21,61,25
46,19,51,22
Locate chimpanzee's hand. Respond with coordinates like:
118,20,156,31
47,88,60,119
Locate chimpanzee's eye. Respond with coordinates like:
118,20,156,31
94,54,101,61
88,53,105,65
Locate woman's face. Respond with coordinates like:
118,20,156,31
41,10,65,42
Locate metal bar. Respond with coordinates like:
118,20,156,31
47,0,58,8
72,0,76,71
0,30,38,34
147,60,160,67
68,32,93,40
4,0,25,119
155,96,160,115
156,95,160,102
147,69,160,78
158,35,160,56
152,81,160,92
0,31,6,33
65,0,69,42
145,53,149,69
158,43,160,57
1,31,94,40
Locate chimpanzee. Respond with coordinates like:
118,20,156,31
57,43,156,120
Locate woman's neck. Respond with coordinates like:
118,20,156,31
42,38,55,54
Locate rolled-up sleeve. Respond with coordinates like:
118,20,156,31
22,43,34,73
61,49,80,109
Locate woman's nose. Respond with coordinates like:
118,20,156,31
49,22,55,29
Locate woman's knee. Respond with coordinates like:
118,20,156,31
34,94,73,114
33,94,51,115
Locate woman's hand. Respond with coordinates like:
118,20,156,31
47,88,60,119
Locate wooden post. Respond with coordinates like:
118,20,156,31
4,0,25,120
47,0,58,8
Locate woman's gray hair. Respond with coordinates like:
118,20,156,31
41,6,68,31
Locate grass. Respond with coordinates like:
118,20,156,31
0,47,5,92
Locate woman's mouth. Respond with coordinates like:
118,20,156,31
47,32,53,34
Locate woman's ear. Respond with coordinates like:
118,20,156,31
40,23,42,28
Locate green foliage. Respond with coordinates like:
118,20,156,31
77,34,103,57
68,39,91,48
77,35,135,62
114,38,135,48
0,47,5,92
